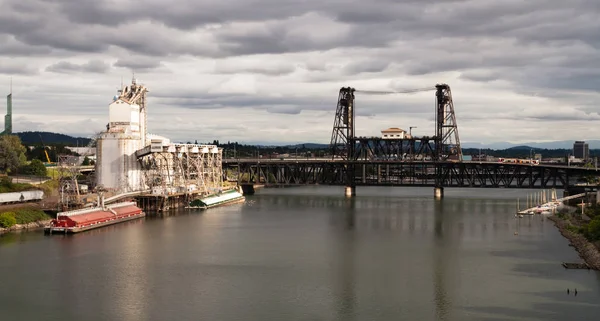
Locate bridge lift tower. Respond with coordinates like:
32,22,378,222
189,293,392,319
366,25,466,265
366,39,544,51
329,83,462,198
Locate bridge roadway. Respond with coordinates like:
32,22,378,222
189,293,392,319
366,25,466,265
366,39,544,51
222,159,600,189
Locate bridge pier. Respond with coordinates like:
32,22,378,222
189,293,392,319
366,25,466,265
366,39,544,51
240,184,255,195
345,186,356,197
434,187,444,199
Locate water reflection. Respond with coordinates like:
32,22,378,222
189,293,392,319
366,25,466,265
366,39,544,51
2,186,600,321
334,197,356,320
433,199,451,321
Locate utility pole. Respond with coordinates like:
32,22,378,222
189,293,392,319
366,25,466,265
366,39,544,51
409,126,417,137
530,149,533,166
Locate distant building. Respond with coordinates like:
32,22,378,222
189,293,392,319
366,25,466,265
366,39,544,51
0,91,12,136
381,127,408,139
573,141,589,160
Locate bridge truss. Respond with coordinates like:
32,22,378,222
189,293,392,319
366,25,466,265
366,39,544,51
328,84,464,192
224,160,599,189
329,84,462,163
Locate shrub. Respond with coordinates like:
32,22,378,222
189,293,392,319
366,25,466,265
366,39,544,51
12,208,50,224
21,159,47,177
0,212,17,228
586,218,600,242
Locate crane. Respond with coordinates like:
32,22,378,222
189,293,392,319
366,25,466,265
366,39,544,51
38,133,52,164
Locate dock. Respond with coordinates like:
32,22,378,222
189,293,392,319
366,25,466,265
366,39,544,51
516,190,591,215
562,262,591,269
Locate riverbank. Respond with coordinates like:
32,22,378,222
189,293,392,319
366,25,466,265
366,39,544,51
0,205,53,235
0,219,52,235
547,215,600,270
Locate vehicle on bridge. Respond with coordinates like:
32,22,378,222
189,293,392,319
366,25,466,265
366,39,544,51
498,158,539,165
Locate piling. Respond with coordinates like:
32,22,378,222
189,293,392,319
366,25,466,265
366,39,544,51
345,186,356,197
434,187,444,199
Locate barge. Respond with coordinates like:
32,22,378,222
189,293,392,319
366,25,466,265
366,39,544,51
187,189,245,209
44,201,145,234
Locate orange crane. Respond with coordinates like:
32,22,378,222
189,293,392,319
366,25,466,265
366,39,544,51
38,133,52,165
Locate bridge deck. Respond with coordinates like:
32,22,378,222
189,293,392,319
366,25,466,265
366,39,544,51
224,160,600,189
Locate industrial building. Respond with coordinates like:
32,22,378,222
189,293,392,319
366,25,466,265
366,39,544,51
381,127,408,139
573,141,589,160
96,78,224,196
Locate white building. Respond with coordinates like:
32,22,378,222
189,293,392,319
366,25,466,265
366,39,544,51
96,78,148,192
95,78,225,196
381,127,408,139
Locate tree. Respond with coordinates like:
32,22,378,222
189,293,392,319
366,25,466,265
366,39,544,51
583,162,597,184
0,135,27,173
81,156,91,166
23,159,47,176
586,217,600,241
0,212,17,228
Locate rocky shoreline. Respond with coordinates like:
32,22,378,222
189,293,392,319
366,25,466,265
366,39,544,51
0,219,51,235
547,215,600,270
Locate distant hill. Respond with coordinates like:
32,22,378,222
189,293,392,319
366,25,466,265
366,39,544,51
463,140,600,149
285,143,329,149
16,131,92,146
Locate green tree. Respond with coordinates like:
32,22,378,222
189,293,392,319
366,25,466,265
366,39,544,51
81,156,91,166
23,159,47,176
0,212,17,228
0,135,27,173
586,217,600,241
583,162,598,184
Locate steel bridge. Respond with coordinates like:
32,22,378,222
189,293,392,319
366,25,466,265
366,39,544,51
223,159,599,189
223,83,600,196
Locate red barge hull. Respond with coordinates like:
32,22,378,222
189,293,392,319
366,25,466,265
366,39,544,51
44,202,145,234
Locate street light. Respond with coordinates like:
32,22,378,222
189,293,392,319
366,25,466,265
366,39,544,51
409,126,417,137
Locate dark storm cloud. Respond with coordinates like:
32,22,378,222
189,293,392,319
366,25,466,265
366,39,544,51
3,0,598,64
459,71,501,83
2,0,600,144
152,89,430,116
0,35,53,56
46,60,110,74
153,93,329,111
215,63,296,76
114,58,163,72
0,63,38,75
343,59,391,74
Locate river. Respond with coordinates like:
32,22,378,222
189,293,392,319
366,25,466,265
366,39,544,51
1,186,599,320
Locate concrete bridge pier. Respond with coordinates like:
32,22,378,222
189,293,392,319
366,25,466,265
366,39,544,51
434,187,444,199
240,184,255,195
345,186,356,197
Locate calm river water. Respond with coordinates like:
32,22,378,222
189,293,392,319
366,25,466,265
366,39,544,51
1,186,599,320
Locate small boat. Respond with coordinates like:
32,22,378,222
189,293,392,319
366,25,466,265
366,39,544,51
44,202,145,234
187,189,245,209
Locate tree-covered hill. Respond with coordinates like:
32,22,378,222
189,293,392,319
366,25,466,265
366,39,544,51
16,131,92,146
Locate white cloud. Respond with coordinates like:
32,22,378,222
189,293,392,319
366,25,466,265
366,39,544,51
0,0,599,145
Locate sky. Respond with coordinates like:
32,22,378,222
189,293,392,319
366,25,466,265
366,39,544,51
1,0,600,145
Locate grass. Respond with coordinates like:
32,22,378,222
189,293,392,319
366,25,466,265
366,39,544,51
11,207,51,224
0,182,36,193
0,207,51,228
38,179,59,197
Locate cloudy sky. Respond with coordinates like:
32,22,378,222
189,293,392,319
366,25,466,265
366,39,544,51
1,0,599,145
